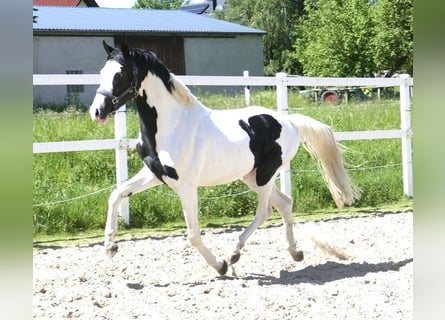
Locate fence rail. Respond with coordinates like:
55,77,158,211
33,73,413,225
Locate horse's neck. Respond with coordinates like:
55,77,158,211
169,73,199,107
137,73,205,135
139,74,174,109
142,72,199,106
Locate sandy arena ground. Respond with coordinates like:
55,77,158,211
33,211,412,319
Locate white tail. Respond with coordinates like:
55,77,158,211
288,114,360,208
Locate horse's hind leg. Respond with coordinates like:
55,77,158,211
270,186,304,262
104,166,161,258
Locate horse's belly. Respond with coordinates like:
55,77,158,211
198,168,253,187
197,146,255,187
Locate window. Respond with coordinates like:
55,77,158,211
66,70,84,94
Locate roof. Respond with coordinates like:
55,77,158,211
179,3,210,14
33,6,265,35
33,0,98,6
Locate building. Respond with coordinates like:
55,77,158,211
33,5,265,105
179,0,225,15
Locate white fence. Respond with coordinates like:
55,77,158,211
33,73,413,225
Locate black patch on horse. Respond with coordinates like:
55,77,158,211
108,42,175,93
131,48,174,94
135,91,179,183
239,114,283,186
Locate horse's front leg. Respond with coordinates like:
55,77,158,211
104,166,161,258
177,185,228,275
228,172,274,266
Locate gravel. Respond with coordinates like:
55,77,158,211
33,211,412,319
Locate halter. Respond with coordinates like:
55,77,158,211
96,64,139,109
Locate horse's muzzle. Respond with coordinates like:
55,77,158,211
94,114,109,124
92,108,108,123
89,94,109,123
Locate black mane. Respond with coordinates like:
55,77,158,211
110,45,175,94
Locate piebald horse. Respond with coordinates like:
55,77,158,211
89,41,359,275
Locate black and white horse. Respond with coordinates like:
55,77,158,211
89,41,359,275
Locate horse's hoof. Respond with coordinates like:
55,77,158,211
105,243,119,258
217,260,228,276
229,251,241,265
290,250,304,262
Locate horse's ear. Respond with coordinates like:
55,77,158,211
120,42,131,59
103,40,114,56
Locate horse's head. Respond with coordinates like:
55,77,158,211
89,41,139,123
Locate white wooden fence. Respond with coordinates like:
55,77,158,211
33,73,413,224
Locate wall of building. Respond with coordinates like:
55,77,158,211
184,35,263,76
183,35,264,95
33,34,264,105
33,35,114,106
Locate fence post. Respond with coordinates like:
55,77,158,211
399,74,413,197
114,104,130,225
243,70,250,106
276,72,291,196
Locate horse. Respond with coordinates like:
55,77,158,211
89,41,359,275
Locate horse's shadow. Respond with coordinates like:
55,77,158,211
240,258,413,286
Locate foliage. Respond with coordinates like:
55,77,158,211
220,0,305,75
292,0,413,77
220,0,413,77
370,0,413,75
33,92,408,235
133,0,183,9
132,0,413,77
293,0,375,77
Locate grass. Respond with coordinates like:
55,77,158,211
33,90,412,236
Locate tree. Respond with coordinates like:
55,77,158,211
221,0,305,75
292,0,375,77
291,0,413,77
134,0,183,9
370,0,413,75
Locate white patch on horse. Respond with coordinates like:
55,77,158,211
158,150,175,169
99,60,122,93
89,60,122,122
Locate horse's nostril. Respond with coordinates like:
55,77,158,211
95,109,99,117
